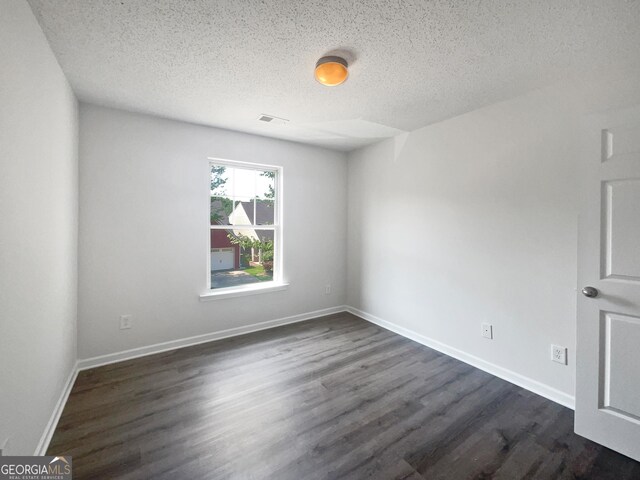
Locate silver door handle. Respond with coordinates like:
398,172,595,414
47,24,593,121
582,286,598,298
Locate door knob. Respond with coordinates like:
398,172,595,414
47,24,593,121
582,286,598,298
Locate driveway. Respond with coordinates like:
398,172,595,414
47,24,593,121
211,269,260,289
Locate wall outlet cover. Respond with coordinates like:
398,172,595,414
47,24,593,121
481,323,493,339
551,345,567,365
120,314,132,330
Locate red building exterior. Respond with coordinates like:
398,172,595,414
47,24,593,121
210,229,240,269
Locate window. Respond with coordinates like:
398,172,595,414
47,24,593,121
207,159,283,294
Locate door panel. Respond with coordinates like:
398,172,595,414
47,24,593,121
602,312,640,420
576,105,640,461
603,180,640,279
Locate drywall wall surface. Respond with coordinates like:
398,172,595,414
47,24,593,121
78,104,347,359
347,79,640,399
0,0,78,455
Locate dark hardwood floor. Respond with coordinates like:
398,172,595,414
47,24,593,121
48,313,640,479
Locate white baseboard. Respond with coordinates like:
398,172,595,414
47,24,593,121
77,305,348,371
35,362,78,456
346,306,575,410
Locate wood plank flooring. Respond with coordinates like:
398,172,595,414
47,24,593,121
48,313,640,479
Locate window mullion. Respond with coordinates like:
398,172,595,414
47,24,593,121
210,225,277,230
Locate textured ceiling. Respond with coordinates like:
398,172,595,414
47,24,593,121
27,0,640,151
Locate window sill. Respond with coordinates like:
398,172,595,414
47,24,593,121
199,282,289,301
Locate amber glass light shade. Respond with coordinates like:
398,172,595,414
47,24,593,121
314,56,349,86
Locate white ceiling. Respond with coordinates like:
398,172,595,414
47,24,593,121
28,0,640,151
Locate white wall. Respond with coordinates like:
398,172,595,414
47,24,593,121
347,79,640,404
78,104,347,359
0,0,78,455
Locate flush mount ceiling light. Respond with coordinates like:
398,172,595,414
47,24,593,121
314,56,349,86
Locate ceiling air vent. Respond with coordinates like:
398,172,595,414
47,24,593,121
257,114,289,125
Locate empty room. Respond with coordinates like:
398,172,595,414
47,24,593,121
2,0,640,478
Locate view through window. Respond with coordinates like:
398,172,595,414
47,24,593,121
209,162,278,290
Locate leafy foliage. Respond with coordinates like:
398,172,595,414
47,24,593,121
210,196,233,224
227,233,274,262
260,170,276,200
210,166,232,223
211,166,227,193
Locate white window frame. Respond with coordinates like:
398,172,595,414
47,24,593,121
200,157,287,300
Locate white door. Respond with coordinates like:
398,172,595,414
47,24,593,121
211,248,234,271
576,105,640,461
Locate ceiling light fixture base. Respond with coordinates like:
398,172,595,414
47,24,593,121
314,56,349,87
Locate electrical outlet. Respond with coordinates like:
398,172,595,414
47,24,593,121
481,323,493,339
551,345,567,365
119,314,132,330
325,284,331,295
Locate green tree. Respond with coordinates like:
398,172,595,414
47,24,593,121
227,233,274,271
211,166,227,193
260,171,275,200
211,166,231,224
210,197,234,224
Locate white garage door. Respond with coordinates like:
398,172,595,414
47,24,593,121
211,248,234,271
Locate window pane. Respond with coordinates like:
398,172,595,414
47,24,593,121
210,197,234,226
211,164,277,226
210,228,275,289
228,199,253,225
227,198,275,226
255,170,276,225
233,168,257,202
210,166,233,226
